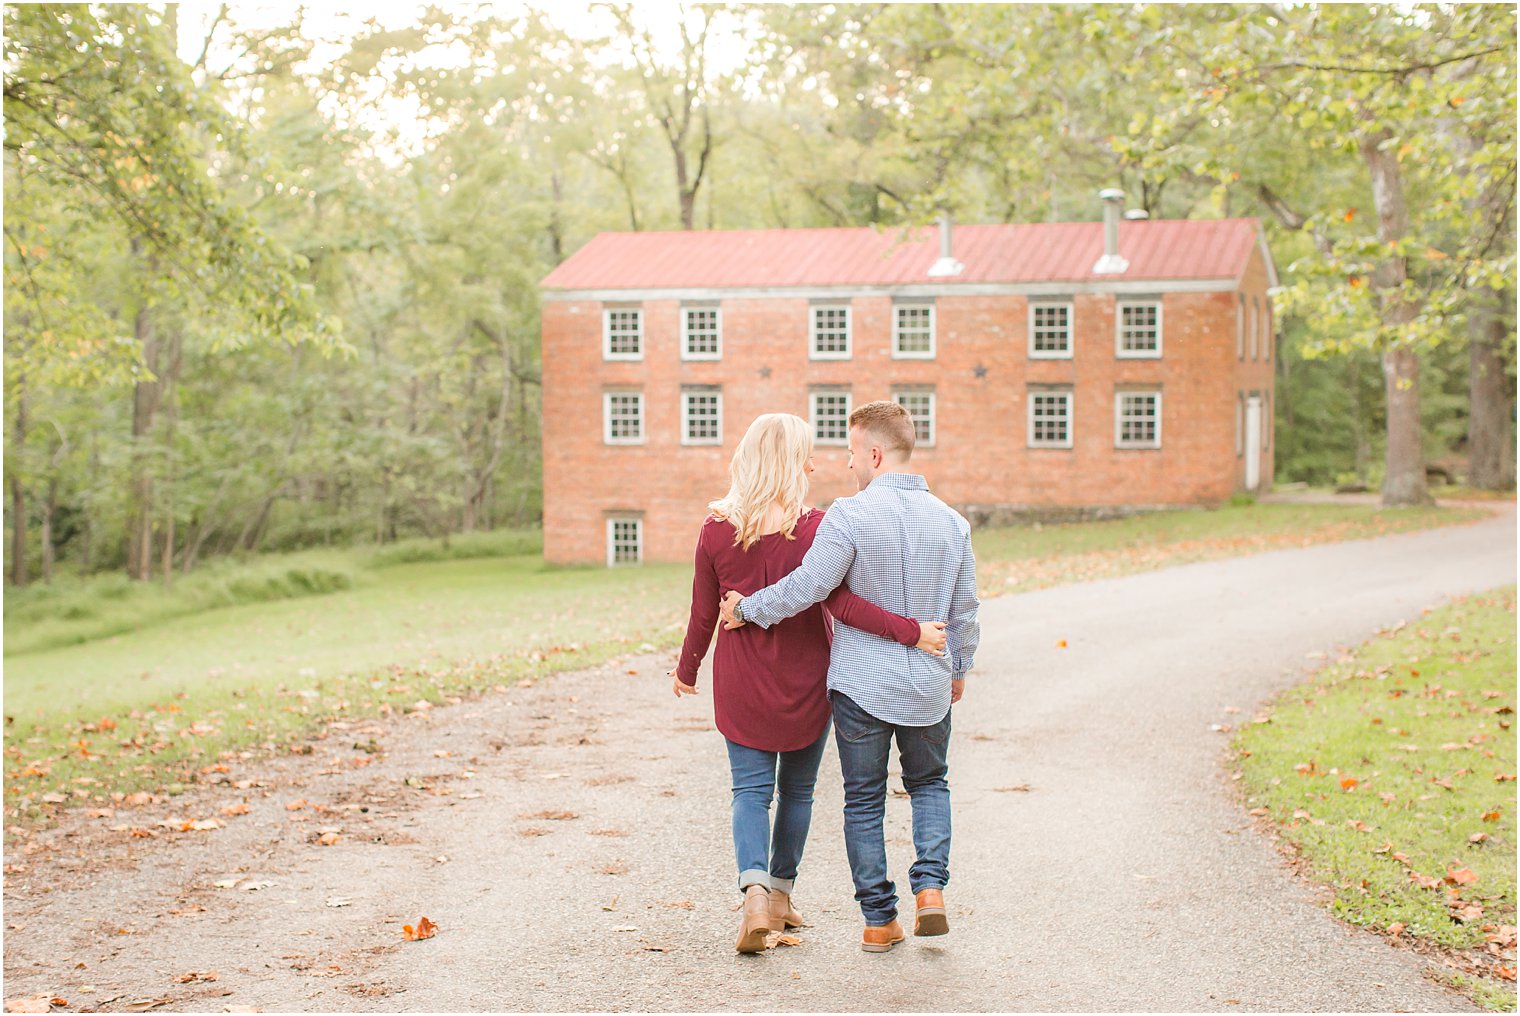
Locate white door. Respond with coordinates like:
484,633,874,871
1245,396,1262,492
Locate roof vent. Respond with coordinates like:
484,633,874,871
1124,209,1150,221
927,212,964,278
1092,188,1129,275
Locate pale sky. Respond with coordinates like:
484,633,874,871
175,2,748,157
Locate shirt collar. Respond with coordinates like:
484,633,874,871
867,471,929,492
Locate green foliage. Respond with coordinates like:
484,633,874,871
1,4,1514,584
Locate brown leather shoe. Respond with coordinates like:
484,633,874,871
768,890,803,932
913,888,948,936
861,918,906,953
735,885,771,954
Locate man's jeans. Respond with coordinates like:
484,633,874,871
831,691,951,926
724,727,830,894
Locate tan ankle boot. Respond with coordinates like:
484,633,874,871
913,887,948,936
861,918,905,953
768,890,803,932
735,885,770,953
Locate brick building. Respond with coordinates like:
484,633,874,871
539,194,1278,565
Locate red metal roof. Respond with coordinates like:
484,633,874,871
541,218,1265,291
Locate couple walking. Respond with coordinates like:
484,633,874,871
671,400,981,954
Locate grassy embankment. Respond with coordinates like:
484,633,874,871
3,501,1490,820
1235,588,1517,1011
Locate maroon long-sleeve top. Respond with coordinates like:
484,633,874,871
676,508,921,752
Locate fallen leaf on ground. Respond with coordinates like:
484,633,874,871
173,972,217,984
1483,809,1502,821
223,1007,260,1013
1340,777,1359,791
180,819,222,832
665,900,693,909
1387,922,1405,936
220,804,250,817
1470,833,1490,844
402,916,437,941
316,832,340,846
993,785,1032,793
774,933,802,946
123,999,169,1012
5,998,52,1013
1447,866,1478,886
522,810,577,821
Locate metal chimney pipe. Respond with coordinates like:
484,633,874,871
1100,188,1124,257
927,210,964,277
1092,188,1129,275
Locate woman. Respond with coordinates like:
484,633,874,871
670,413,946,954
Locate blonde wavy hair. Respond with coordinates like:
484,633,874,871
708,413,814,550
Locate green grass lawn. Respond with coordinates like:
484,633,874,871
3,501,1490,821
1235,588,1517,1010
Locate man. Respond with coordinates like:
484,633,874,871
719,400,980,953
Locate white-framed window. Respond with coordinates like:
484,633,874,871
810,305,851,359
1236,294,1245,360
1114,391,1162,449
1236,393,1245,457
603,391,644,445
682,305,721,360
1029,301,1073,358
1116,300,1161,358
892,304,935,358
603,307,643,360
1264,303,1273,362
681,388,722,445
1028,390,1073,449
893,390,935,447
1249,298,1259,360
606,516,642,566
810,389,852,445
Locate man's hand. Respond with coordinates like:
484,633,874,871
719,590,746,630
917,621,947,656
950,677,966,704
668,669,699,697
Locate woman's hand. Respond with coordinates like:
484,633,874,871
668,668,699,697
917,621,948,656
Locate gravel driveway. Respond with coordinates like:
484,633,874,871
4,507,1514,1012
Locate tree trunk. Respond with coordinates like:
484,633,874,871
548,169,566,264
41,477,56,583
1382,344,1430,504
128,295,162,580
9,472,26,587
159,329,183,587
1467,285,1516,490
1360,131,1430,507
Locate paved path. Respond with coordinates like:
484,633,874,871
4,509,1514,1012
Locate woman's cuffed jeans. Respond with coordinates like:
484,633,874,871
724,726,829,894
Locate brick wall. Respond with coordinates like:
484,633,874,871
542,274,1277,564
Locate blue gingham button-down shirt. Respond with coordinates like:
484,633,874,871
740,471,981,727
